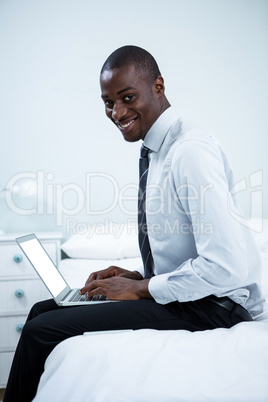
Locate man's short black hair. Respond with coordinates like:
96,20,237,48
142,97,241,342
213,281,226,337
101,45,161,83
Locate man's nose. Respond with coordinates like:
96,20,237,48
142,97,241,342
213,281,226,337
112,102,127,121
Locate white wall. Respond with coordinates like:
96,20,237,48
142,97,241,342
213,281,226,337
0,0,267,237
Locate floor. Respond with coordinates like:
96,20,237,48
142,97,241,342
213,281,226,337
0,389,5,401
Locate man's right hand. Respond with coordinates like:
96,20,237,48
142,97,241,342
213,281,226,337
80,266,151,301
84,266,143,286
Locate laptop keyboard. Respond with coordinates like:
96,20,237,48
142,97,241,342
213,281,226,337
68,289,107,302
69,289,88,302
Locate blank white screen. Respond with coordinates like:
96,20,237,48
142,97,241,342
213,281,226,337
20,238,67,297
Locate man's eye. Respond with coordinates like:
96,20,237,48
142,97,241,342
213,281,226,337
124,95,134,101
104,100,113,107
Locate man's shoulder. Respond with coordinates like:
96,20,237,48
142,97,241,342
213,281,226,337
168,118,221,156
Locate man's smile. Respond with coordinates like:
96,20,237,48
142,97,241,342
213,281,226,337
119,119,135,128
116,116,138,131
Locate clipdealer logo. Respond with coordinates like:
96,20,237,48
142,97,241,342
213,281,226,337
4,171,138,226
228,170,263,232
3,169,264,232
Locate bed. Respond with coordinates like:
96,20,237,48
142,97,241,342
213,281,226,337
33,221,268,402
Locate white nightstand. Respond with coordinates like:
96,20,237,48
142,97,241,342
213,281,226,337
0,231,62,388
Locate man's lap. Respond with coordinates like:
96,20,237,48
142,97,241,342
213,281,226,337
26,296,242,340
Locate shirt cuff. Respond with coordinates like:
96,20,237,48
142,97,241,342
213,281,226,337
135,265,144,278
148,274,177,304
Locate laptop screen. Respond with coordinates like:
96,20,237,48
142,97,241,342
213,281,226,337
18,236,67,297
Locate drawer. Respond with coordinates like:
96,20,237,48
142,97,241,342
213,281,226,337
0,315,27,348
0,278,51,313
0,241,58,277
0,351,14,387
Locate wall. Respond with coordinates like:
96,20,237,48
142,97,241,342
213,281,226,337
0,0,267,238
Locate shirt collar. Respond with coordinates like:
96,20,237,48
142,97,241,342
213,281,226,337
143,106,179,153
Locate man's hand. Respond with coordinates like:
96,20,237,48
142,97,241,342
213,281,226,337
79,266,152,301
84,266,143,285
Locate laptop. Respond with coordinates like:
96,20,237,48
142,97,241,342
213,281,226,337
16,233,115,306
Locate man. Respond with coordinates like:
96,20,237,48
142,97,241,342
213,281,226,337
4,45,265,402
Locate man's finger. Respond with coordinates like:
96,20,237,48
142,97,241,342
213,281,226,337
80,279,106,295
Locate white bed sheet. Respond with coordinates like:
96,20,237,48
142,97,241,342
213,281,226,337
33,251,268,402
34,321,268,402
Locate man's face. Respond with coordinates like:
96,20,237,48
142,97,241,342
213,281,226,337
100,64,162,142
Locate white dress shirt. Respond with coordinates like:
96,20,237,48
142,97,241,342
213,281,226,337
140,106,265,318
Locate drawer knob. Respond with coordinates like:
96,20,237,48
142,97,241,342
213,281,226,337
15,289,25,298
14,254,23,263
16,323,24,333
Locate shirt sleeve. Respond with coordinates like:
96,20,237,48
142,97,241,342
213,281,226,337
135,265,144,277
148,137,248,304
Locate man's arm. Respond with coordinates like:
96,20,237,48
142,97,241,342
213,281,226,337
149,137,252,305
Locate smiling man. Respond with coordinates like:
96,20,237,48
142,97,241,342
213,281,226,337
100,63,169,142
4,46,265,402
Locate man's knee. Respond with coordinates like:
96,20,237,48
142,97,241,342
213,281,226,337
20,318,42,346
27,298,57,320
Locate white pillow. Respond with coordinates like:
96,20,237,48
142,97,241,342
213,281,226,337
61,223,140,260
61,219,268,260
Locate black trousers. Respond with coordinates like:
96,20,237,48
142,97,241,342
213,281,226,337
4,296,251,402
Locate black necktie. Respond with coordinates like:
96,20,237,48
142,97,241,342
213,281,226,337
138,144,153,279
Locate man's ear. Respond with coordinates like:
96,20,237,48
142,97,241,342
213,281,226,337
154,76,165,96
